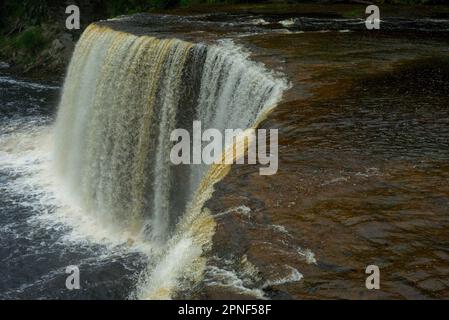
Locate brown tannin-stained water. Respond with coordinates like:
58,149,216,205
1,12,449,300
201,30,449,299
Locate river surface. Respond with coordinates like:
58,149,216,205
1,13,449,299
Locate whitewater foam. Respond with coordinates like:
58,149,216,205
52,24,288,299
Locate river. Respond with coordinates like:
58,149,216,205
1,13,449,299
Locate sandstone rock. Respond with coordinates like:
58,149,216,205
51,38,64,54
0,62,10,69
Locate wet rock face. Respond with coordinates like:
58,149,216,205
0,62,10,69
48,33,75,65
1,0,109,77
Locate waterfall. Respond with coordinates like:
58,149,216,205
54,23,288,298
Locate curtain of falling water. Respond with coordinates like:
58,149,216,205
54,23,288,298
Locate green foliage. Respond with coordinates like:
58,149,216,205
105,0,180,17
12,27,47,53
343,7,365,18
2,0,50,25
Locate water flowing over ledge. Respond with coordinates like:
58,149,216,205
54,23,288,298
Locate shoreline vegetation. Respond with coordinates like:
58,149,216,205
1,1,449,77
